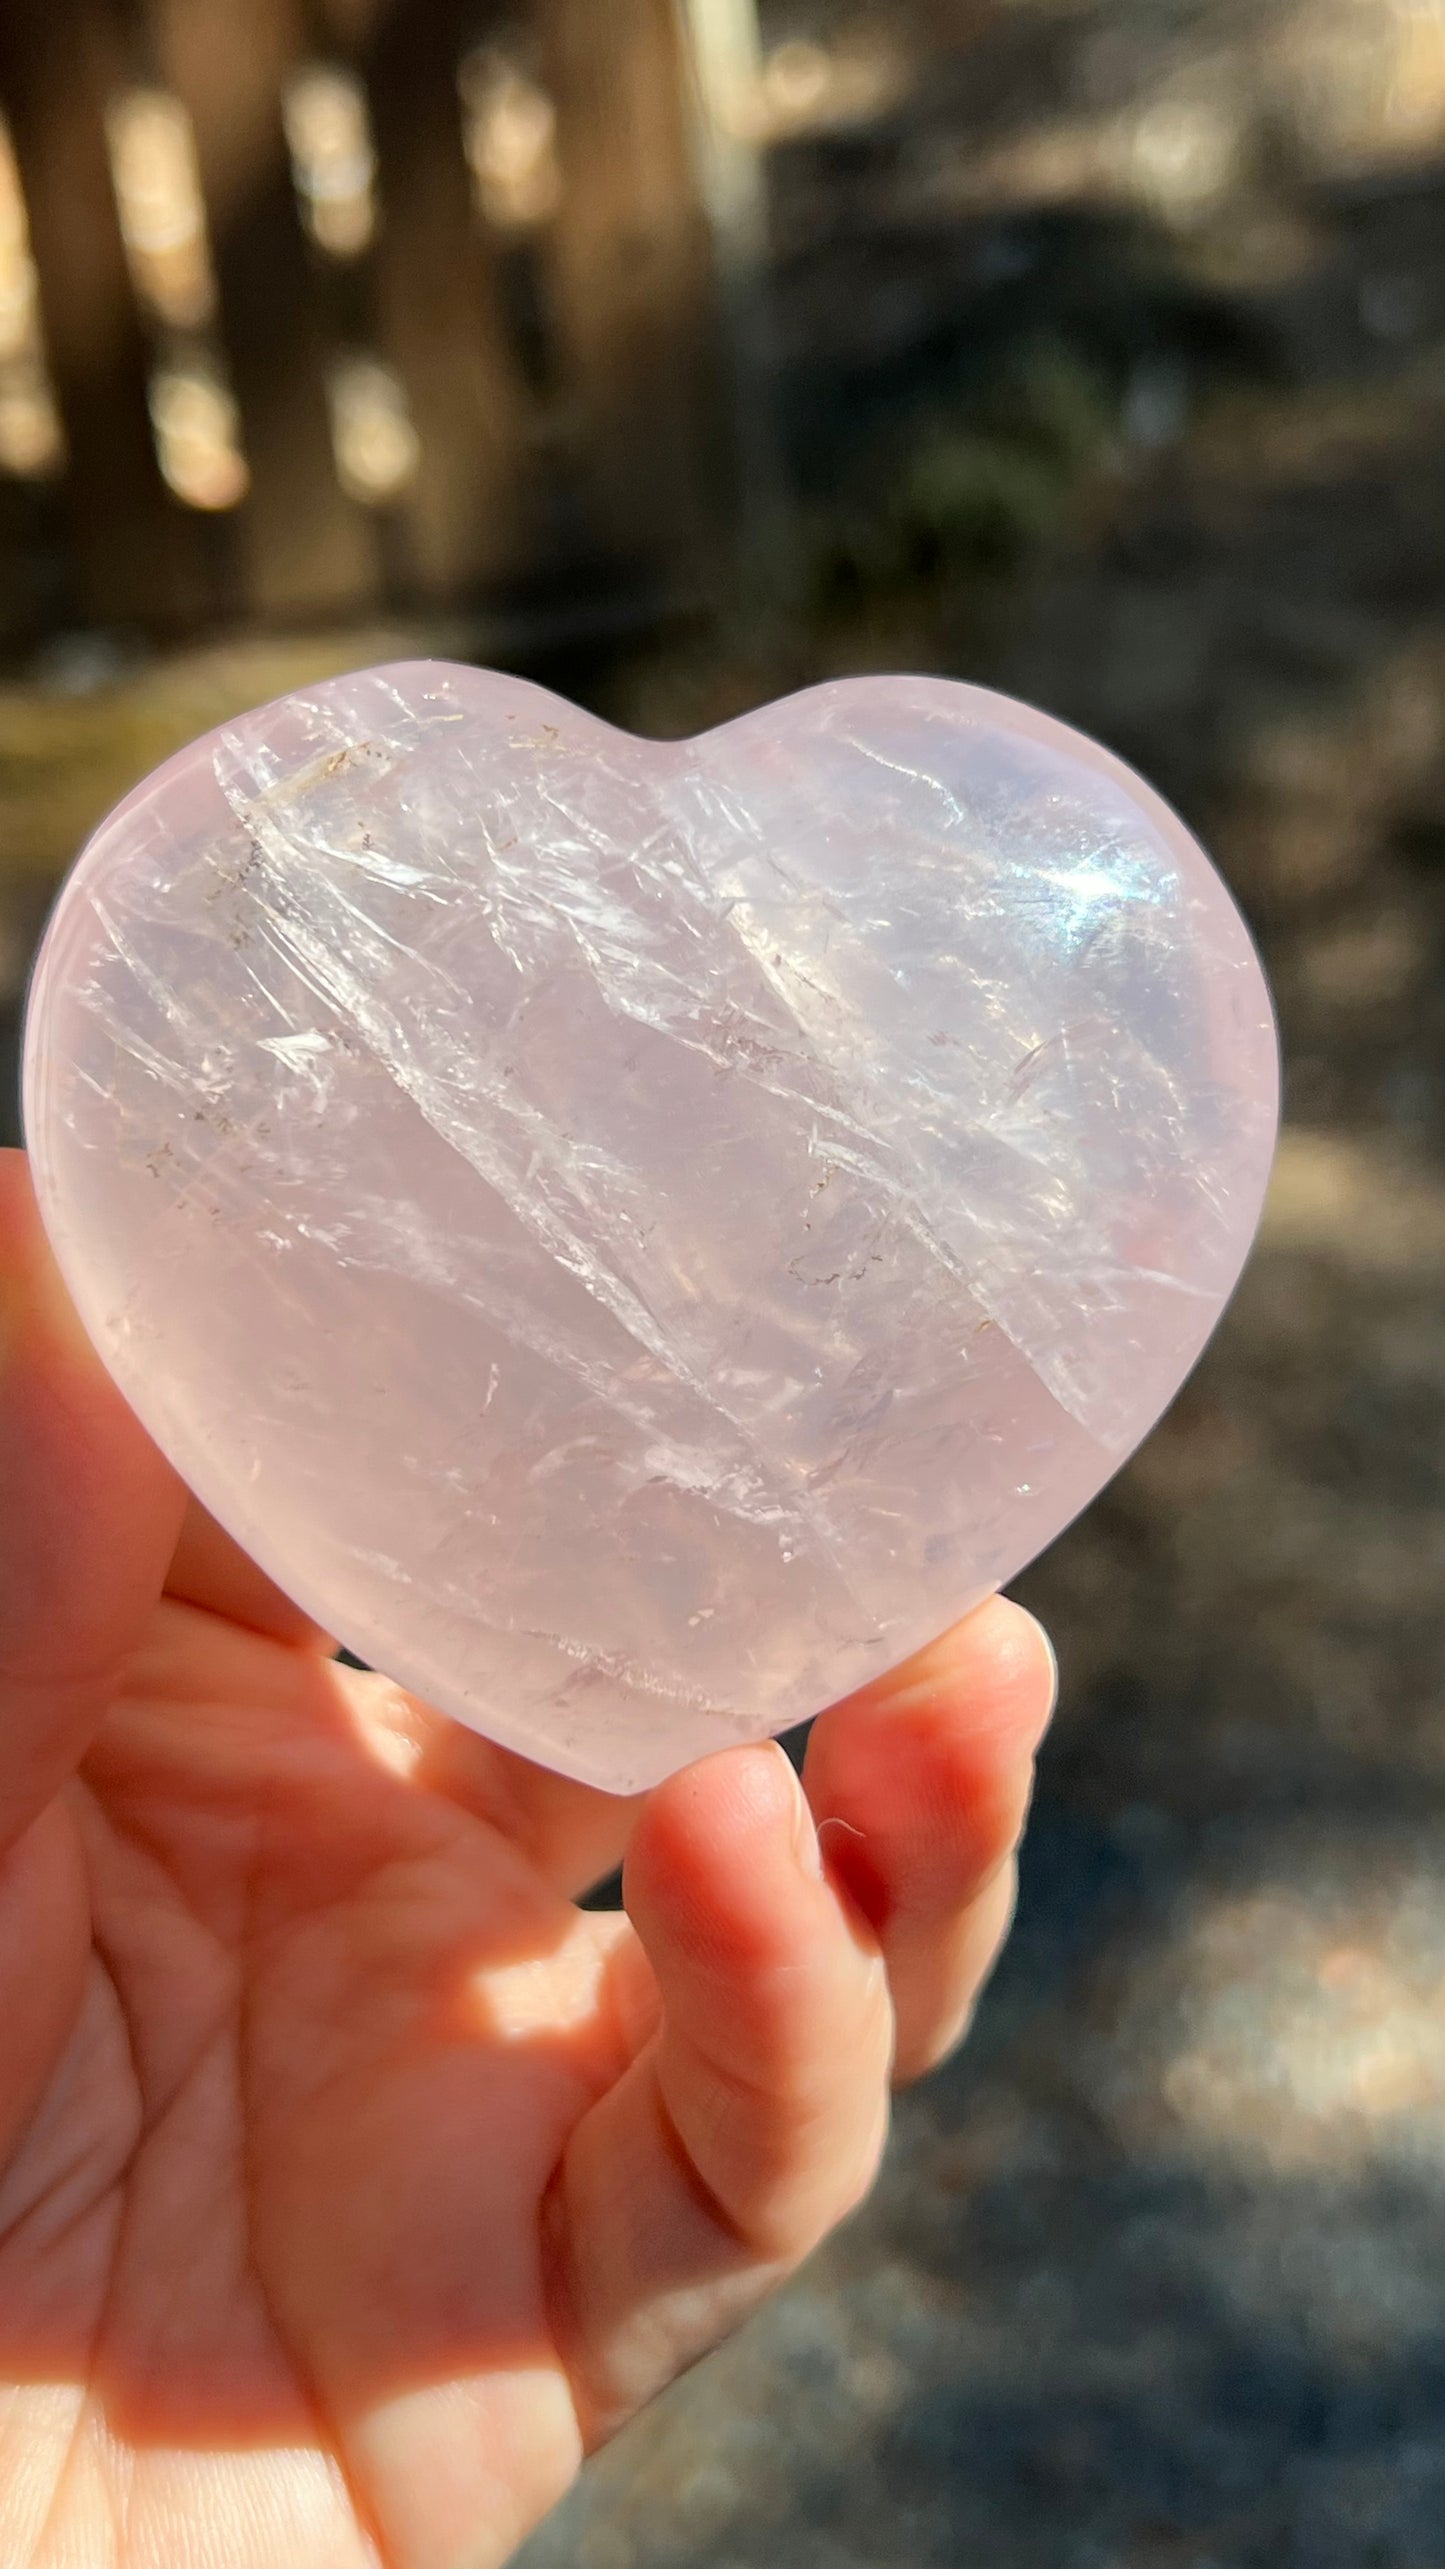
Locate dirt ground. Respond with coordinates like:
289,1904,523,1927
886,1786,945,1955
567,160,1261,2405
5,18,1445,2560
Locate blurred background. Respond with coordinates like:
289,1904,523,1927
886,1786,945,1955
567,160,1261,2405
3,0,1445,2559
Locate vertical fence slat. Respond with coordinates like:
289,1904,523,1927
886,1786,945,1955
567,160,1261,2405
0,0,212,630
365,0,534,605
0,0,728,641
150,0,379,625
542,0,721,587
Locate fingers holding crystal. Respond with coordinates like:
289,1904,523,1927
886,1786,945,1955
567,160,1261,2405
802,1597,1057,2084
373,1695,646,1899
542,1740,893,2444
624,1743,894,2252
165,1496,337,1650
423,1598,1057,1926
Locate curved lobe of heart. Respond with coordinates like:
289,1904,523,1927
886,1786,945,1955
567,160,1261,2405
22,666,1279,1790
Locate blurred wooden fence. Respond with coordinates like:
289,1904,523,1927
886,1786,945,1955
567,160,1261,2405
0,0,723,646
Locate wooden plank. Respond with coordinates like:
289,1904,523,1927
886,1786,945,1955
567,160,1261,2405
0,0,212,630
363,0,535,605
540,0,720,580
148,0,379,625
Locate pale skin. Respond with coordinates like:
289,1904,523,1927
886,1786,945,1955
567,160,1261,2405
0,1146,1056,2569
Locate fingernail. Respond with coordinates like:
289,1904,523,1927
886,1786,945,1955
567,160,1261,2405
1027,1611,1060,1726
777,1745,824,1880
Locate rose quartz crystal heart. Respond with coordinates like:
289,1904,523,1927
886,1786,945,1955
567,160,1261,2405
22,664,1278,1790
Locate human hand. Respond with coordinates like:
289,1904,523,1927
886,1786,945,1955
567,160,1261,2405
0,1146,1056,2569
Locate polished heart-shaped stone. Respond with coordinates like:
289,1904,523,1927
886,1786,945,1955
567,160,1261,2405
23,665,1278,1791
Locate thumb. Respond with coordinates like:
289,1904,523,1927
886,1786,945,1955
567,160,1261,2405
0,1149,184,1855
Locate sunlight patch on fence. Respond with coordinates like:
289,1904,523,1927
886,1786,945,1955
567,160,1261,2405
284,63,378,260
677,0,767,266
106,86,250,511
0,120,63,477
326,352,420,505
748,33,909,141
459,47,563,232
106,88,217,332
149,356,249,511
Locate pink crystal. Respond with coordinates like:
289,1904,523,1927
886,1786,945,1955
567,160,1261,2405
22,666,1278,1791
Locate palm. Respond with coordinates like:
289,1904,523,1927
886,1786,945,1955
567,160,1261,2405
0,1151,1055,2569
4,1603,633,2569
